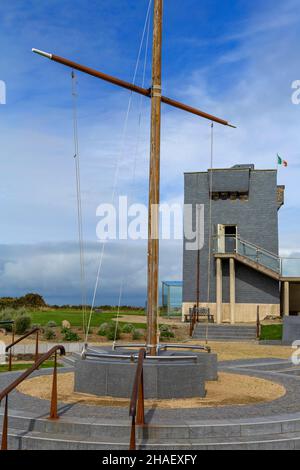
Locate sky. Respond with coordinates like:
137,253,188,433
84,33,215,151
0,0,300,305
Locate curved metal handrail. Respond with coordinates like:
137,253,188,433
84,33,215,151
0,345,66,450
5,327,40,352
5,327,41,371
129,348,146,450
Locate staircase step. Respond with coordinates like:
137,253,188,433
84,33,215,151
194,325,257,341
4,428,300,450
3,411,300,440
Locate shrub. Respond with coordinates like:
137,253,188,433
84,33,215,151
98,323,110,337
0,308,15,331
106,323,121,341
121,323,134,334
44,328,56,340
159,324,175,339
15,314,32,335
132,329,143,340
62,329,81,342
47,321,57,328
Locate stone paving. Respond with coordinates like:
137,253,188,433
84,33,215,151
1,357,300,424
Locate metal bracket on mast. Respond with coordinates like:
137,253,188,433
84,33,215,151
151,84,162,98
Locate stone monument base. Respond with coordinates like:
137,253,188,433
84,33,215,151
74,349,218,399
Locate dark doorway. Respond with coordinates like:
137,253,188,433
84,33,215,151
225,225,237,253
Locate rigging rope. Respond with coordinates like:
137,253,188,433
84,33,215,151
205,122,214,344
113,0,152,348
84,0,153,345
71,71,88,337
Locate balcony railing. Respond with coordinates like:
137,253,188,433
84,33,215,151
281,258,300,277
213,236,300,278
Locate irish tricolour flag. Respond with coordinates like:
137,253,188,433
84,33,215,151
277,154,288,167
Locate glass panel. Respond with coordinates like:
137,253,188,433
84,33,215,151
237,239,257,260
257,252,280,273
225,236,236,253
236,239,280,273
281,259,300,277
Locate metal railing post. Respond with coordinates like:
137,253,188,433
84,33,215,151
256,306,261,339
1,396,8,450
0,345,65,450
49,351,58,420
129,417,136,451
35,330,39,364
136,369,145,426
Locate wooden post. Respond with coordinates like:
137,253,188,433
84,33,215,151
147,0,163,356
229,258,235,324
216,258,222,324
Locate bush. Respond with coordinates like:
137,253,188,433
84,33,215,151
98,323,110,337
47,321,57,328
15,314,32,335
44,328,56,340
159,324,175,339
121,323,134,333
62,329,81,342
0,308,15,331
106,323,121,341
132,329,143,340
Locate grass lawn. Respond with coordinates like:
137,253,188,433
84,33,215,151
30,308,146,329
260,324,283,341
0,361,62,373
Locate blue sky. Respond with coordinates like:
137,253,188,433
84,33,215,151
0,0,300,305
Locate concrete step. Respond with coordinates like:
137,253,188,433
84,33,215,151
194,325,257,341
4,428,300,450
194,336,256,340
2,410,300,440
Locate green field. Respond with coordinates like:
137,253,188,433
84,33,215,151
29,308,146,329
260,324,283,341
0,361,62,373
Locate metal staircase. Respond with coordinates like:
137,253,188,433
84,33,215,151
214,236,300,280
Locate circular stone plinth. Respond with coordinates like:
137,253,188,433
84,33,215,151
72,347,217,399
74,350,207,398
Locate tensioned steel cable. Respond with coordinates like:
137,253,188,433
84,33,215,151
206,122,214,344
85,0,153,344
72,71,88,337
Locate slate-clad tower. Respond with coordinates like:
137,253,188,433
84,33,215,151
182,164,285,323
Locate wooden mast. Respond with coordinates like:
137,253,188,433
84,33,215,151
32,5,235,355
147,0,163,356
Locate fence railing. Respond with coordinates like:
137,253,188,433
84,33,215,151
129,348,146,450
213,236,281,274
5,327,40,371
0,345,65,450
